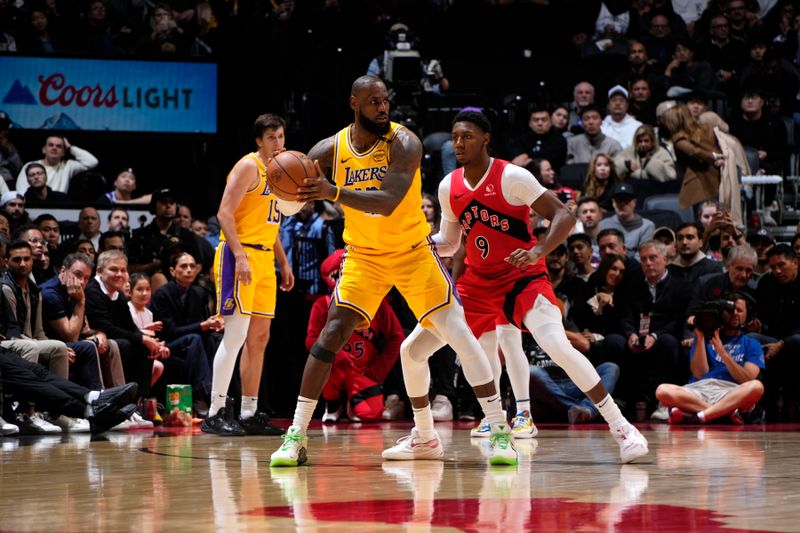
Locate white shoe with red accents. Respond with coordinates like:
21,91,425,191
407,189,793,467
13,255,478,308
382,428,444,461
612,424,649,464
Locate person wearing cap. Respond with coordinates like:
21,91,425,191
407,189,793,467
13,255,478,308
598,182,655,257
601,85,642,149
0,112,21,192
566,105,623,165
23,162,71,207
668,222,722,283
127,188,205,284
1,192,31,234
754,244,800,420
653,226,677,260
508,105,567,171
15,136,98,195
747,228,775,280
729,86,789,226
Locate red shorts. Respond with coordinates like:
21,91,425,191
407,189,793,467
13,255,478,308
456,267,558,339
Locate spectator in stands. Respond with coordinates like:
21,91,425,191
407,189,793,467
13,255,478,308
421,193,440,232
567,81,596,134
754,244,800,419
280,201,336,297
596,227,645,296
579,254,628,337
551,105,571,137
740,48,800,118
107,207,130,233
74,0,120,55
97,168,152,205
726,0,757,43
664,37,717,93
23,162,70,206
148,253,217,416
656,292,765,424
642,14,677,68
792,233,800,256
654,226,677,260
602,85,643,149
577,197,603,242
16,136,98,194
140,3,190,55
19,225,55,284
729,87,789,225
604,240,690,406
0,112,21,192
2,192,30,234
0,240,104,392
548,242,589,318
629,77,658,126
698,199,720,230
35,214,60,249
78,207,102,251
618,41,665,102
129,188,205,277
530,160,576,213
614,124,677,183
669,222,722,283
98,231,127,254
660,104,723,210
71,239,97,268
313,249,403,422
598,182,655,255
41,253,126,389
581,153,622,213
568,106,623,166
20,6,67,54
175,204,192,229
703,14,748,98
508,106,567,171
688,245,757,315
0,213,8,240
191,218,209,239
748,229,775,280
85,250,162,400
567,233,596,280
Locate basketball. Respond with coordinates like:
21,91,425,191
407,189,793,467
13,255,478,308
266,150,317,201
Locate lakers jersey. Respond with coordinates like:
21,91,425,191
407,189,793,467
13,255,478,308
332,122,430,250
220,152,282,247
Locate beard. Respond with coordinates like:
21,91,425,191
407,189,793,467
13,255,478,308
358,113,391,137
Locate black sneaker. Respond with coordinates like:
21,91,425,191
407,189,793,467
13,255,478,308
93,383,138,418
201,408,246,436
239,411,283,435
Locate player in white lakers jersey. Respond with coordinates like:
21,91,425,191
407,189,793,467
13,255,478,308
271,76,516,467
202,113,301,436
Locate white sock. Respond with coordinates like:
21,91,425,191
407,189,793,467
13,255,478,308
291,396,317,434
596,394,626,430
209,391,227,417
412,405,436,441
240,396,258,419
85,390,100,403
697,410,706,422
515,400,531,415
477,394,506,426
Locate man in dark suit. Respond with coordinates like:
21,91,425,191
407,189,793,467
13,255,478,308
150,252,219,417
603,240,691,408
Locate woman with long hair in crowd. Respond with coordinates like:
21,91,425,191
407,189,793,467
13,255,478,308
582,153,621,213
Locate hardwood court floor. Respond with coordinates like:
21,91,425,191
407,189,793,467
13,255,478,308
2,421,800,532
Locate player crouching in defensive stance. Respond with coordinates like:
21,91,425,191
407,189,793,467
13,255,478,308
387,110,648,464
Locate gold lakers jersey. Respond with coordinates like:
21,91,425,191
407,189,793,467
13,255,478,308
332,122,430,250
220,152,281,247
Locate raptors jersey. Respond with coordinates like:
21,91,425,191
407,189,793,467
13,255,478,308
220,152,281,248
332,122,430,250
449,158,547,278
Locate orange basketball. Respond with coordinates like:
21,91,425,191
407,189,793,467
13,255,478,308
266,150,317,201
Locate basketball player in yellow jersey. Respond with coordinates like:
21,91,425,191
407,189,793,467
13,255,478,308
202,113,301,437
271,76,517,467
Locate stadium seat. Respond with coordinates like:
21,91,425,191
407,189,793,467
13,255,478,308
642,193,694,223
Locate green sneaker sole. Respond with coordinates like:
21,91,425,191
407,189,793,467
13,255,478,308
489,455,518,466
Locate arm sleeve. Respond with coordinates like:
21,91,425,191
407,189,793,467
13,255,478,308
66,146,99,175
431,175,463,257
503,164,547,207
364,299,404,383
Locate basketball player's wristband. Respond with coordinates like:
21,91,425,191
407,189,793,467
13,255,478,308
332,186,341,202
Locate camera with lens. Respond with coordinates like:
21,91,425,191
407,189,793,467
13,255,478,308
694,299,735,338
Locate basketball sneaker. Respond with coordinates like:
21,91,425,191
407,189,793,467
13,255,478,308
48,415,91,433
668,408,701,425
470,410,506,438
270,426,308,467
0,416,19,436
488,423,517,466
322,401,344,423
510,410,538,438
430,394,453,421
382,428,444,461
382,394,405,420
612,424,649,464
201,407,246,436
239,411,283,435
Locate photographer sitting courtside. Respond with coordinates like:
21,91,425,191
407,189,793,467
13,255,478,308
656,292,764,424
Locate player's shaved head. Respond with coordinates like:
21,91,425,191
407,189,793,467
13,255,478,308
351,75,384,96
